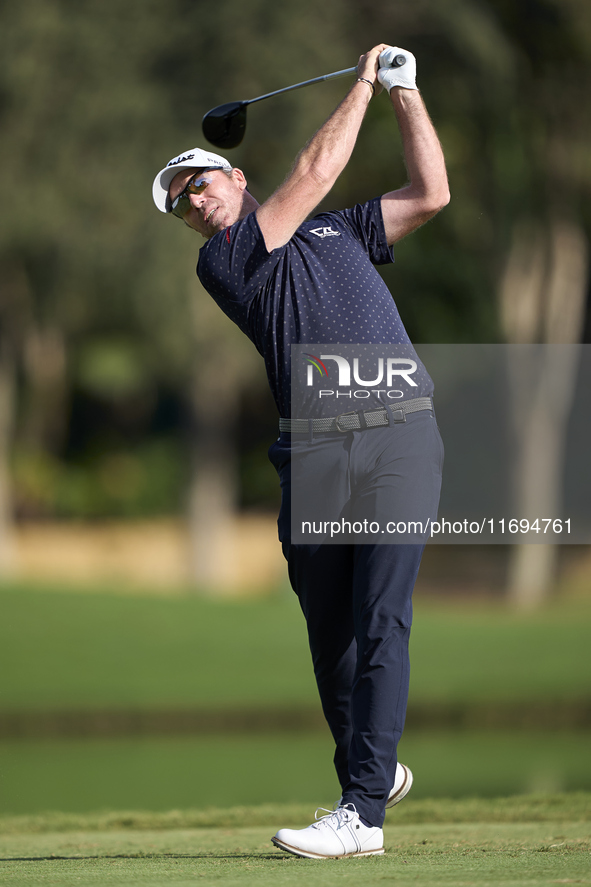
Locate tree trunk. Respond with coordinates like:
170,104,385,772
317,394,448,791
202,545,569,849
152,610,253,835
186,361,240,592
20,326,67,454
499,219,588,608
0,345,15,577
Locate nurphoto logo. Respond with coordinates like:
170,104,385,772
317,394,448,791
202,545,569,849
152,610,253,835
302,353,418,399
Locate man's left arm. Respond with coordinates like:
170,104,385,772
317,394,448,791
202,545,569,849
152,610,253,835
379,59,450,245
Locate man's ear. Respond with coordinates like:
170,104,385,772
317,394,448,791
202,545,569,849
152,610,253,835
231,168,248,191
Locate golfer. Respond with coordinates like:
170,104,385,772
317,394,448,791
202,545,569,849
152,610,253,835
152,43,449,858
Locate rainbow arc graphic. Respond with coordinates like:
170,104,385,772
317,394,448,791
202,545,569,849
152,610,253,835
303,353,329,377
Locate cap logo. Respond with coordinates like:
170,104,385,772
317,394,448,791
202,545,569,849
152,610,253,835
167,153,195,168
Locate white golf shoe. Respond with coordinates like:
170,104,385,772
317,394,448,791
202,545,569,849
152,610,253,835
336,762,414,810
272,804,384,859
386,762,413,808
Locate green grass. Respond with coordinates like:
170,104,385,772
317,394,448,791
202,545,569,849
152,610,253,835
2,731,591,816
0,734,336,815
409,599,591,703
2,793,590,833
1,584,590,711
0,796,589,887
0,585,316,711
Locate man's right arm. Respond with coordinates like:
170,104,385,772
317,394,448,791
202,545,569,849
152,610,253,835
376,47,450,245
379,87,450,246
255,45,389,252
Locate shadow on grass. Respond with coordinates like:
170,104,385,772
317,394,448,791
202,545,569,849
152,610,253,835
0,853,287,861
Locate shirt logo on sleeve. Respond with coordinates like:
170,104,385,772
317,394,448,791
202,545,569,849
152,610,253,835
310,226,341,239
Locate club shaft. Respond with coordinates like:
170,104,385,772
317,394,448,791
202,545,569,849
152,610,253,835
245,67,358,106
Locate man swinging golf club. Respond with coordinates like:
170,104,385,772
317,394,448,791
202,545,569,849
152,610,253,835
153,44,449,859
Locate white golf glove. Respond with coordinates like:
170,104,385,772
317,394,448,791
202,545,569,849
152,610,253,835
377,46,417,91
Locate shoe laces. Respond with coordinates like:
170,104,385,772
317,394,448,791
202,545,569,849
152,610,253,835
313,803,357,830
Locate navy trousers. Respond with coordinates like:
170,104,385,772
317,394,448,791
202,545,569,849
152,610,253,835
268,410,443,828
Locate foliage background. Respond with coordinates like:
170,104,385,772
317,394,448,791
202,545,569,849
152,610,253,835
0,1,590,823
1,0,589,533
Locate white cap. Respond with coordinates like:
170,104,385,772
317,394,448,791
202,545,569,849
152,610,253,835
152,147,232,213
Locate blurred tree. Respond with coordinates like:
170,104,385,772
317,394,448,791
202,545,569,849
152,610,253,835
0,0,364,587
0,1,218,580
153,0,359,585
1,0,588,596
0,0,186,566
348,0,591,604
0,339,15,573
491,0,590,606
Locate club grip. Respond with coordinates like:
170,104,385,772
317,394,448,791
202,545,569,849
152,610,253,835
393,54,406,67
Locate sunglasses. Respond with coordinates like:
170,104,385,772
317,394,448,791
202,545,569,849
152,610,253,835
170,168,219,218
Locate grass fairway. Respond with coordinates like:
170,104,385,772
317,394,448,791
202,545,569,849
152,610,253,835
2,730,591,815
0,796,589,886
1,584,590,710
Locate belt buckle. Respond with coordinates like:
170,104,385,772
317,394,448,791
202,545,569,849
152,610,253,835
390,407,406,424
335,410,356,432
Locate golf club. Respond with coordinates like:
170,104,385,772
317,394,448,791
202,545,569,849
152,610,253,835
202,56,407,149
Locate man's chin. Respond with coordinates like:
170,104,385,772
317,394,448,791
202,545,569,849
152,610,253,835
184,218,218,237
185,210,230,237
183,218,203,234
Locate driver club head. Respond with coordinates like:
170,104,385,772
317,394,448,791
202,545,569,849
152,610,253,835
202,101,248,149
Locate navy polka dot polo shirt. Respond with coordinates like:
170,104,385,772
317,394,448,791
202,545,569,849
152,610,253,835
197,197,433,417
